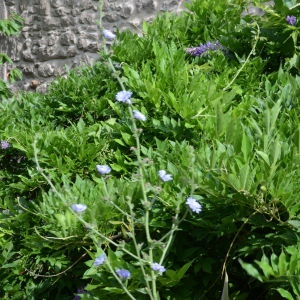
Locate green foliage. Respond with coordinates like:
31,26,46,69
0,14,23,36
0,0,300,299
0,13,23,100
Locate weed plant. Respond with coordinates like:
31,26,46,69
0,0,300,299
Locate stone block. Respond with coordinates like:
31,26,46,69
60,31,76,46
38,63,54,77
4,0,185,90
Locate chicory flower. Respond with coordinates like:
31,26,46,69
103,29,116,40
94,254,106,266
71,204,87,213
152,262,166,274
286,15,297,26
158,170,173,182
1,141,10,149
186,197,202,214
96,164,111,175
116,91,132,104
116,268,131,280
133,110,146,121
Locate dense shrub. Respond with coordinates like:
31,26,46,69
0,0,300,299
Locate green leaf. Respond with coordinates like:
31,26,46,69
239,259,264,282
256,150,270,166
276,288,294,300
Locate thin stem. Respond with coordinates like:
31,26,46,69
221,211,257,278
101,179,132,218
74,212,147,263
223,22,260,91
105,259,136,300
128,202,154,300
25,253,87,278
159,206,186,265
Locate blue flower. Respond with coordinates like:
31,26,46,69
133,110,146,121
103,29,116,40
1,141,10,149
71,204,87,213
158,170,173,182
186,197,202,214
152,262,166,274
94,253,106,266
185,41,224,57
96,164,111,175
116,91,132,104
286,15,297,26
116,268,131,280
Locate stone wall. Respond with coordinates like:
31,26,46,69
0,0,188,91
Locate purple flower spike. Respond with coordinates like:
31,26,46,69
116,91,132,104
186,197,202,214
96,164,111,175
152,262,166,274
94,253,106,266
1,141,10,149
185,41,224,57
71,204,87,213
286,15,297,26
116,268,131,280
103,29,116,40
133,110,147,121
158,170,173,182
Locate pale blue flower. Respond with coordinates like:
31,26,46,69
1,141,10,149
103,29,116,40
96,164,111,174
116,91,132,104
152,262,166,274
158,170,173,182
116,268,131,280
133,110,146,121
186,197,202,214
71,204,87,213
286,15,297,26
94,253,106,266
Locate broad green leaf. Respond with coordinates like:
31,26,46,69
239,259,264,282
276,288,294,300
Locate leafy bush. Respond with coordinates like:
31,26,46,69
0,13,23,99
0,0,300,299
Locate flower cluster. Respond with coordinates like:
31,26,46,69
68,33,206,292
185,41,224,57
286,15,297,26
1,140,10,149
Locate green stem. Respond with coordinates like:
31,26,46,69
128,202,155,300
105,258,136,300
223,22,260,91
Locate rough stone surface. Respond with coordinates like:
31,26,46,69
0,0,188,91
